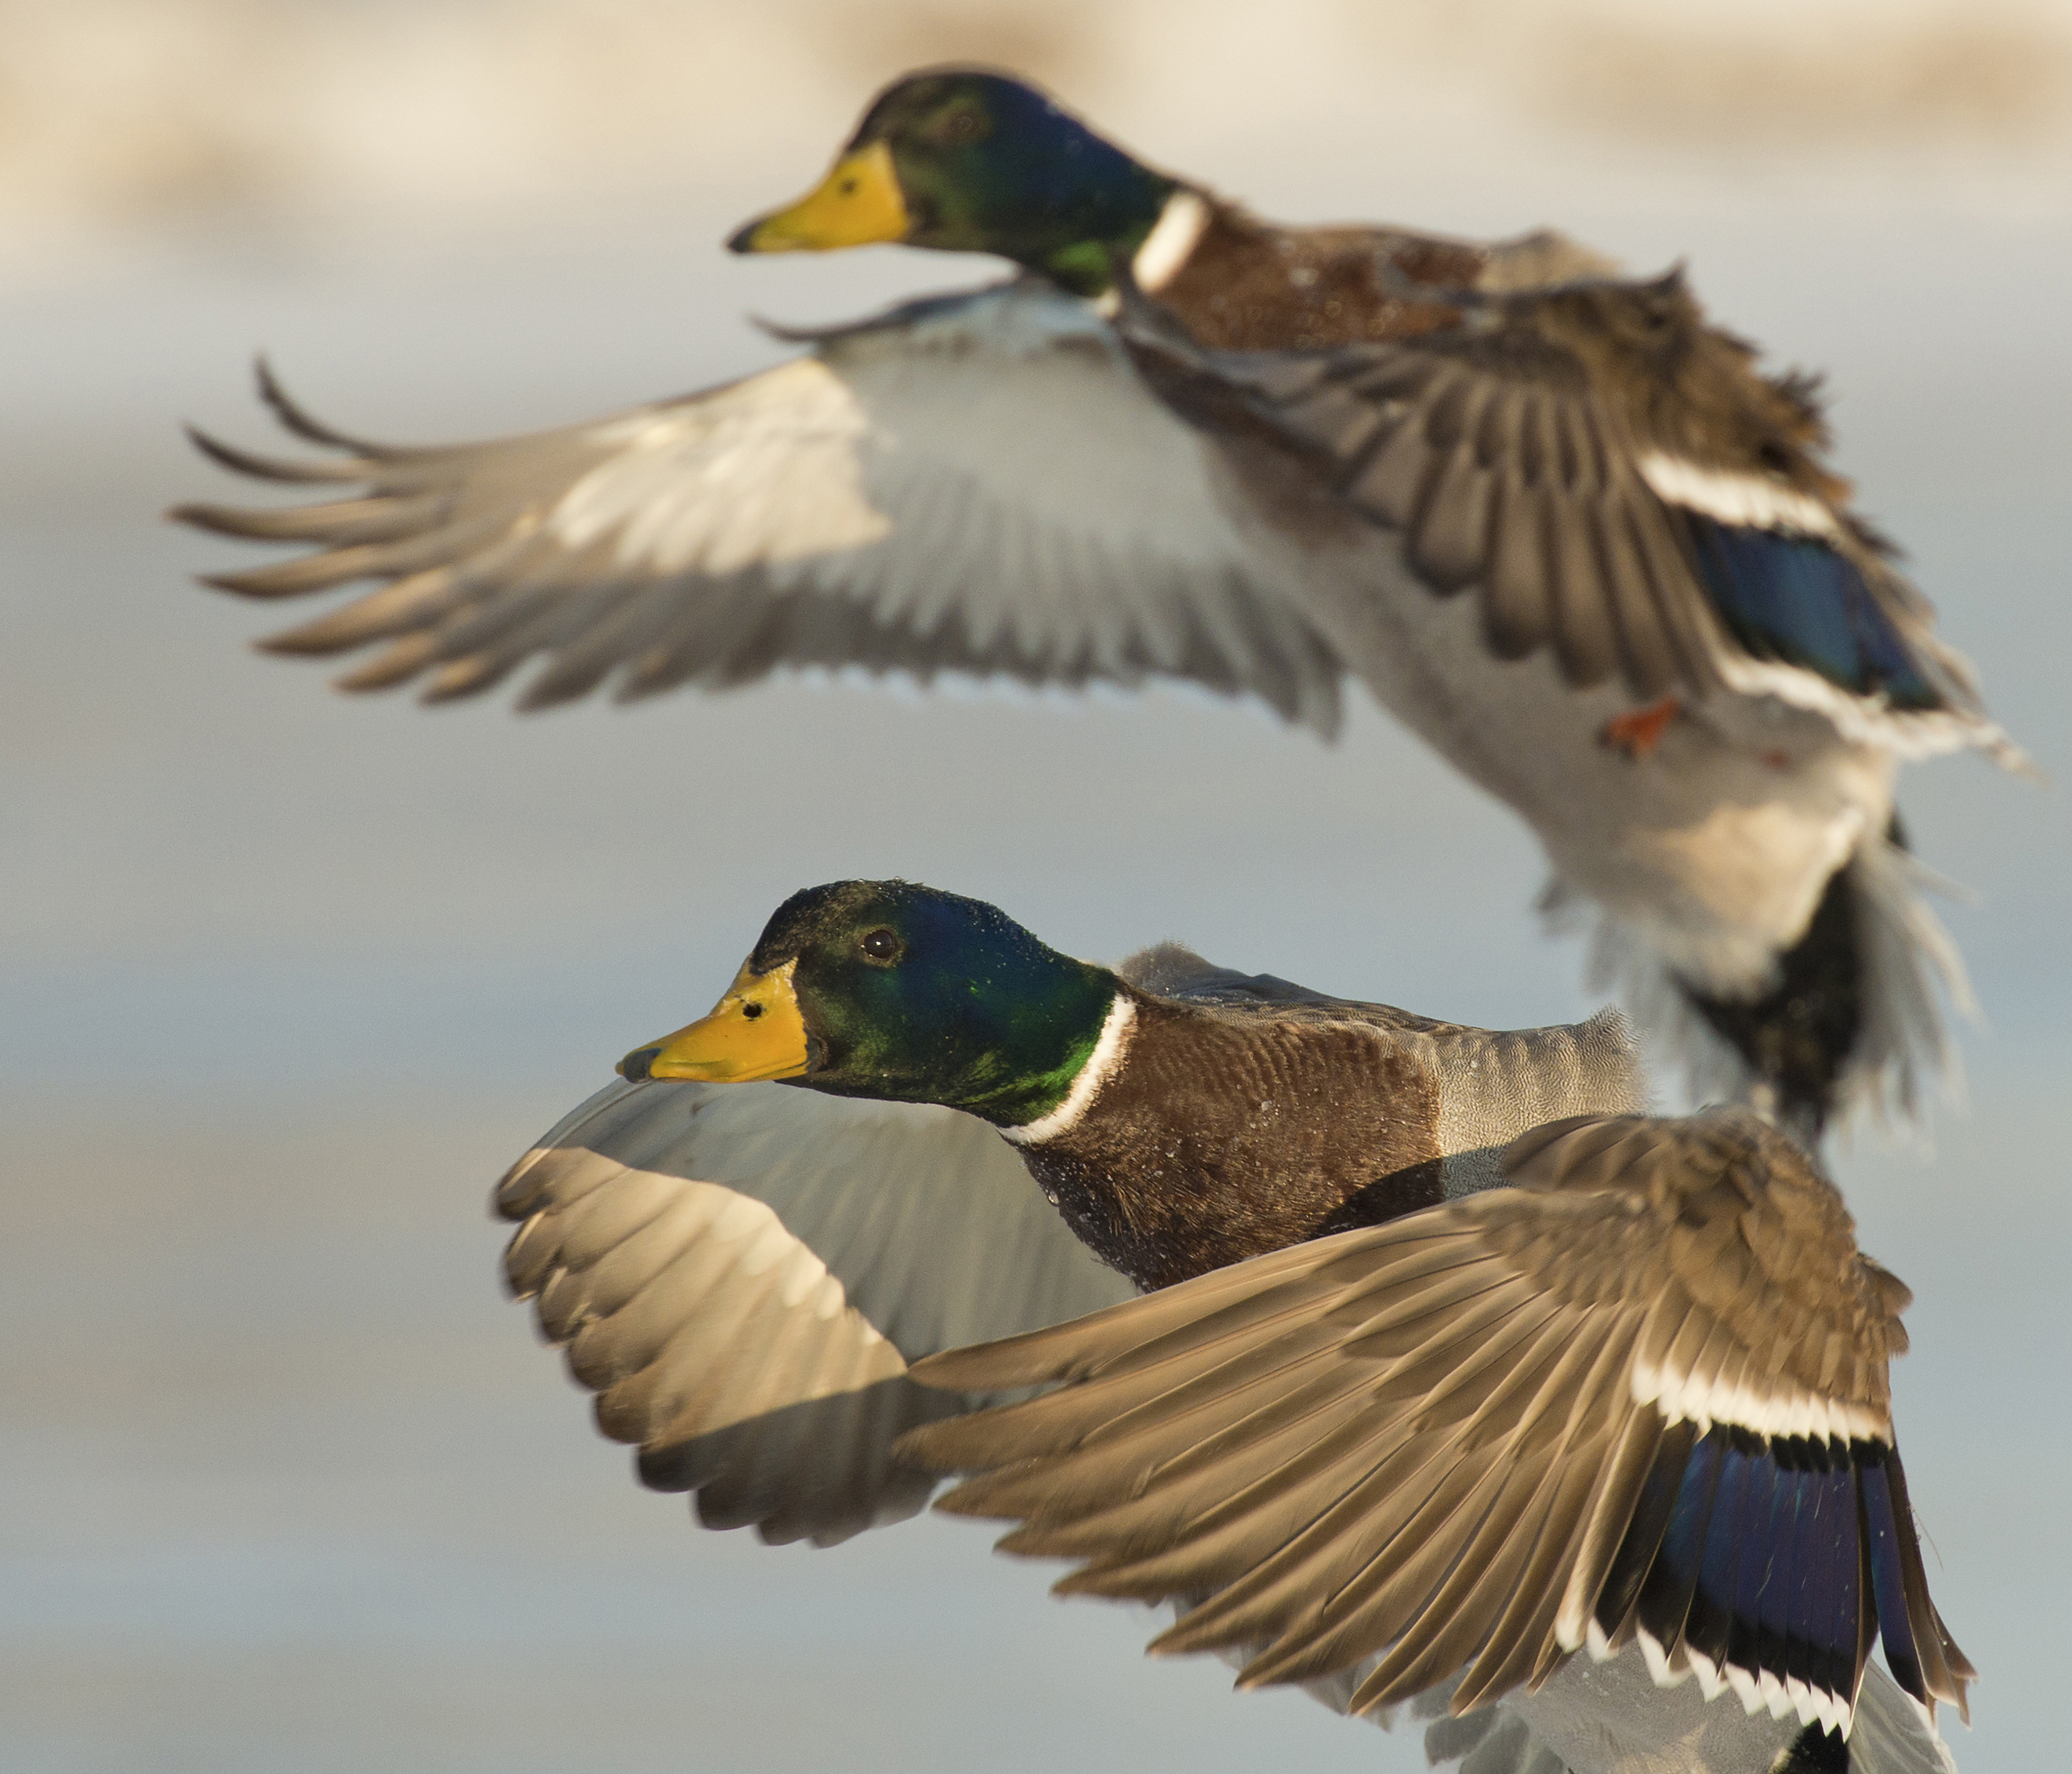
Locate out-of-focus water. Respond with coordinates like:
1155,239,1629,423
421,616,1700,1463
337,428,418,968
4,34,2069,1770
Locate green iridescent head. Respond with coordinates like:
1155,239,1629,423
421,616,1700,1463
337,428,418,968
619,880,1120,1128
728,68,1180,295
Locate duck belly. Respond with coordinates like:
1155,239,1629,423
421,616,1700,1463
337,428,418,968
1280,540,1897,997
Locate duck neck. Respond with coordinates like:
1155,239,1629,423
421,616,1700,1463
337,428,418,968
1026,176,1185,296
996,989,1140,1141
1004,993,1448,1291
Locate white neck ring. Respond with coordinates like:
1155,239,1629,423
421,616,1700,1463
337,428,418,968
1001,993,1137,1145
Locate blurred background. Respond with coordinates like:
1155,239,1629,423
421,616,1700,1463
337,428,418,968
3,1,2067,1769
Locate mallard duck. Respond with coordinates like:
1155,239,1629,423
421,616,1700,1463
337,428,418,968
171,68,2019,1139
502,880,1965,1772
507,880,1643,1542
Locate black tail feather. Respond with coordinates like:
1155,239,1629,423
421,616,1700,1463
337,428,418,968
1686,862,1863,1143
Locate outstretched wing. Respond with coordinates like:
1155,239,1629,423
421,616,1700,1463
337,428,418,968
498,1077,1131,1547
1130,273,2005,757
173,280,1343,731
902,1110,1971,1732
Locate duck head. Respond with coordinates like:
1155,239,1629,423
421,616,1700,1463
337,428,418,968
619,880,1122,1127
728,68,1179,296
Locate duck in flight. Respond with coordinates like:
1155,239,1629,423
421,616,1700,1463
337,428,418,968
172,68,2021,1141
507,881,1646,1546
503,880,1969,1773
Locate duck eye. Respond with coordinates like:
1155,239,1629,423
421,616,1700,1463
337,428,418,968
859,928,902,963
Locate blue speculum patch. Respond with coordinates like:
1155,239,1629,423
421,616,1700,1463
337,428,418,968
1604,1424,1936,1717
1684,515,1942,711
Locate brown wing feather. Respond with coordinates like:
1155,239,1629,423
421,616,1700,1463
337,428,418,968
1131,273,1924,706
902,1109,1954,1726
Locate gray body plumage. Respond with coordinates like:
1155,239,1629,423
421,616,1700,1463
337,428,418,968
1116,939,1644,1199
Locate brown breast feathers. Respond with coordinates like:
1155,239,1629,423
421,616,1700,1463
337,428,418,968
1147,205,1479,351
1016,992,1444,1291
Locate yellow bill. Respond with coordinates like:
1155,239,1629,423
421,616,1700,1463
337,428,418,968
728,142,909,253
619,960,810,1083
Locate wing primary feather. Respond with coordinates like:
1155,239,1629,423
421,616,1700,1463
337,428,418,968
1857,1447,1927,1705
499,588,655,704
909,1224,1482,1402
1406,1423,1609,1711
1626,495,1724,696
1876,1444,1974,1710
1210,1301,1574,1624
425,652,541,702
1449,1313,1640,1670
253,357,397,456
416,579,581,685
915,1267,1336,1422
253,568,466,656
920,1337,1304,1484
1233,1447,1514,1690
1340,1311,1624,1709
1148,1430,1465,1657
952,1337,1366,1532
176,424,368,484
335,630,441,691
1036,1396,1423,1591
1021,1420,1362,1576
517,582,684,708
200,524,488,600
1344,1464,1548,1709
170,493,442,546
1455,1455,1592,1708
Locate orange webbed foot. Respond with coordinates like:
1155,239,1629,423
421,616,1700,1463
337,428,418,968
1598,695,1682,760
